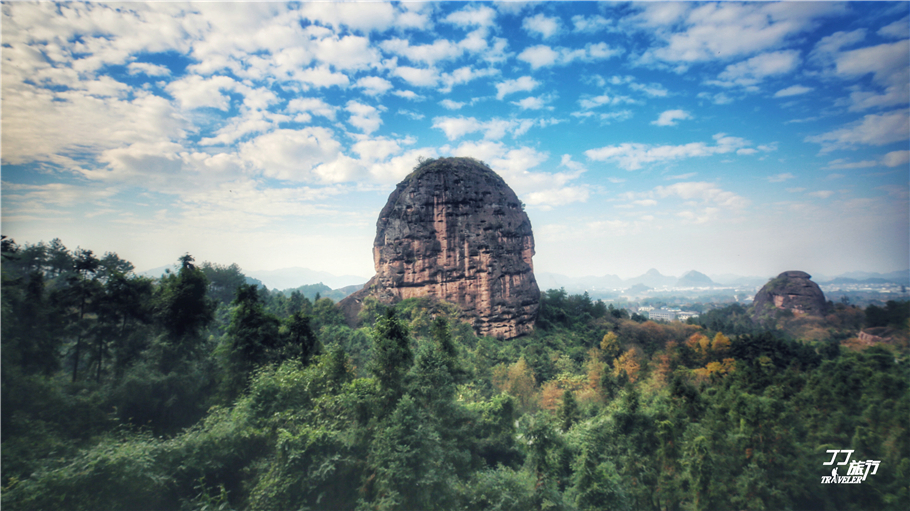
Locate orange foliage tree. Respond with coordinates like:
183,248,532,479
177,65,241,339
612,347,642,383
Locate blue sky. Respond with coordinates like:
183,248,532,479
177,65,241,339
2,1,908,281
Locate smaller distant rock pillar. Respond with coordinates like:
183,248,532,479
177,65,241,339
750,270,828,322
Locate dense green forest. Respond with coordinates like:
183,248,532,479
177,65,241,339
2,238,908,510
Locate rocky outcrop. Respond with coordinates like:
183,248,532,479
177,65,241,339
751,271,828,322
857,328,892,344
339,157,539,339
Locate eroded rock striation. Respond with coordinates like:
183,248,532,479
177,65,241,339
751,271,828,322
339,157,539,339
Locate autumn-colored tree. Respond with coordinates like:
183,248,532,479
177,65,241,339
612,347,642,383
711,332,730,353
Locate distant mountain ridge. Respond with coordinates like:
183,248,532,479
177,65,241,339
139,265,367,294
818,270,909,284
140,264,908,297
534,268,910,295
244,267,367,291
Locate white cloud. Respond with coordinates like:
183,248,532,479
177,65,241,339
578,94,637,109
524,187,589,210
297,2,398,33
517,45,559,68
1,181,122,223
312,34,380,70
367,147,439,184
807,190,835,199
287,97,337,120
511,94,554,110
806,109,910,153
200,109,288,146
495,76,540,100
767,173,795,182
97,141,189,182
629,2,690,28
638,2,845,64
585,133,753,170
523,13,562,39
433,116,560,141
603,111,635,123
654,181,749,209
438,66,499,93
345,101,383,134
824,159,878,170
444,4,497,28
74,141,246,195
834,40,910,111
629,82,669,97
572,14,613,33
517,43,621,69
127,62,171,76
397,109,425,120
825,150,910,170
446,141,588,209
295,65,350,88
712,50,801,87
1,83,188,168
380,37,462,65
439,99,466,110
239,127,349,182
668,172,697,180
393,90,423,101
878,16,910,40
774,85,813,97
559,154,586,172
810,29,867,63
393,66,439,87
431,116,533,141
356,76,393,96
351,137,403,162
697,91,735,104
883,150,910,168
433,117,486,141
810,31,910,111
165,75,239,110
652,109,691,127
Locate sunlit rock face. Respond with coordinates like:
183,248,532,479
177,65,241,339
339,157,539,339
751,270,828,322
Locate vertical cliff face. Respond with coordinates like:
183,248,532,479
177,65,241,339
339,157,539,339
750,270,829,322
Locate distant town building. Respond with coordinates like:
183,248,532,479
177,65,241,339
647,308,699,322
648,309,677,322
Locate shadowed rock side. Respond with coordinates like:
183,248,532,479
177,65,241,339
339,157,539,339
751,270,828,322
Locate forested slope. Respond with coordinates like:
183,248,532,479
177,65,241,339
2,238,908,510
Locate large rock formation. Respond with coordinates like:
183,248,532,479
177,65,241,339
339,157,540,339
751,271,828,322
